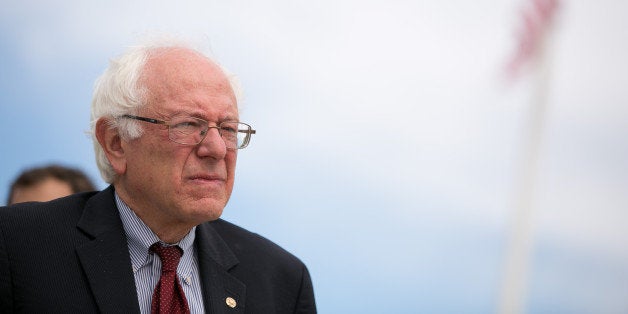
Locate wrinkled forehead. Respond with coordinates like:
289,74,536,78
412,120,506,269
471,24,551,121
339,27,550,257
139,48,237,108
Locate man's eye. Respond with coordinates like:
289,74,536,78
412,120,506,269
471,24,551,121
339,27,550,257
174,121,199,128
171,120,202,135
221,126,237,134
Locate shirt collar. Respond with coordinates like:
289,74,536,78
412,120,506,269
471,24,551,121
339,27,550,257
115,192,196,276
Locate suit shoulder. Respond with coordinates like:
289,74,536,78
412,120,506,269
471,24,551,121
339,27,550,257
0,191,97,231
208,219,306,267
204,220,317,313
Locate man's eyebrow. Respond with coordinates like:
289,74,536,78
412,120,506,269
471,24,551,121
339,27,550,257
165,109,238,121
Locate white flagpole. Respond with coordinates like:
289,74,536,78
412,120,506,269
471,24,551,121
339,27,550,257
498,41,551,314
498,1,558,313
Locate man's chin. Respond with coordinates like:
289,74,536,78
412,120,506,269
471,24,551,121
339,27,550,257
185,200,225,223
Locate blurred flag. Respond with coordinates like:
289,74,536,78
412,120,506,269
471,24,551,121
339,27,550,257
506,0,560,79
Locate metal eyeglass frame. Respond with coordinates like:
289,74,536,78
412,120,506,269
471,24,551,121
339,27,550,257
121,114,256,149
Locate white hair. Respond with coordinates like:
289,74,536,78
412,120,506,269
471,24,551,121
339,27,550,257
89,38,242,183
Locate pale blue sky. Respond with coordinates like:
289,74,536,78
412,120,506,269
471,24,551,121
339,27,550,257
1,1,627,313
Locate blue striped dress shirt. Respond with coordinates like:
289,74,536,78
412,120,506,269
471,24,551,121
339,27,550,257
115,193,205,314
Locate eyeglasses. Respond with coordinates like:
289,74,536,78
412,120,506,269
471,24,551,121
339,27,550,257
121,114,256,149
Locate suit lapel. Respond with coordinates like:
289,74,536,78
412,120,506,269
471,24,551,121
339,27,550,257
73,186,245,313
196,222,246,313
75,186,141,313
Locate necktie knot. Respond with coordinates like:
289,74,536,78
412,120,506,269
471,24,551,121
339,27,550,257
150,243,183,273
149,242,189,314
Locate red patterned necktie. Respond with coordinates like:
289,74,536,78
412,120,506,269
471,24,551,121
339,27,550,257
150,243,190,314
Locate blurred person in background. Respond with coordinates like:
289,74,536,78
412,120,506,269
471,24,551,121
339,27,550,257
0,38,316,313
7,164,97,205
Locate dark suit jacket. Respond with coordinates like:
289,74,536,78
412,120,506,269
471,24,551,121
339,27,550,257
0,186,316,313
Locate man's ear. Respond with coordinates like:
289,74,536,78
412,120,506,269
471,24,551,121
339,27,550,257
95,118,127,175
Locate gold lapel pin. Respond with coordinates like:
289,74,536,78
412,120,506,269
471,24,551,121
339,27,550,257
225,296,237,308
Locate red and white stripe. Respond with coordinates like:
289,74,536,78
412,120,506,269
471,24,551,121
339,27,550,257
506,0,560,78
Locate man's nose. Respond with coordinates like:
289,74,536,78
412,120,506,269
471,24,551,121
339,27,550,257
196,127,227,159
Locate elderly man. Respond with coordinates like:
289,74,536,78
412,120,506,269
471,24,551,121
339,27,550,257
0,41,316,313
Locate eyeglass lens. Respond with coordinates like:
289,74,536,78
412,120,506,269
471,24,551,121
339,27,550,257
168,116,252,148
